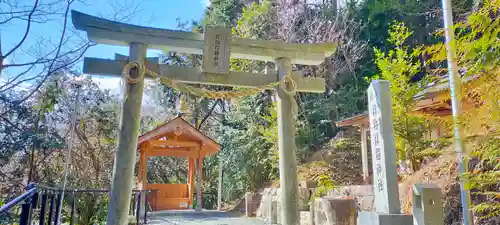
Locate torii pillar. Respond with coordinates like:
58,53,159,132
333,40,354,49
107,43,147,225
276,57,299,225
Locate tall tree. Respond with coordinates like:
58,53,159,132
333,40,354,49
0,0,141,117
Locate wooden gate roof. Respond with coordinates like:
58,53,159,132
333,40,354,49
137,117,220,157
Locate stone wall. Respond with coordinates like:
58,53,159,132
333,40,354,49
245,192,263,217
253,184,410,224
326,184,410,212
255,188,311,223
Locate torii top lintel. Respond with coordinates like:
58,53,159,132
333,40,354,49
71,10,336,65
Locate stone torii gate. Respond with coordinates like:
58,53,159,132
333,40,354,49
72,10,336,225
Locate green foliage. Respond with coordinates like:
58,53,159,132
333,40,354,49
373,22,431,171
414,137,454,158
313,174,336,198
464,136,500,220
425,0,500,75
200,0,369,205
217,94,278,194
203,0,242,27
421,1,500,220
234,0,272,39
203,1,279,202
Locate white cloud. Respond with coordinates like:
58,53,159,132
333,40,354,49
3,56,9,65
0,77,31,91
91,76,122,93
202,0,211,7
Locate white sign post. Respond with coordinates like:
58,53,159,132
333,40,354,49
203,27,231,74
367,80,400,214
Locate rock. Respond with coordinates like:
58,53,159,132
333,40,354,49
298,187,311,211
314,197,357,225
300,211,313,225
245,192,262,217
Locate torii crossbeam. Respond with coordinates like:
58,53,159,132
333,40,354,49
72,10,336,225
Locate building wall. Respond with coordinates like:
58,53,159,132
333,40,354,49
424,114,489,140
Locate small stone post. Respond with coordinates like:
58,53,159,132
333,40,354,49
245,192,254,217
413,184,444,225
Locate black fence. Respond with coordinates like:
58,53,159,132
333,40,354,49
0,183,154,225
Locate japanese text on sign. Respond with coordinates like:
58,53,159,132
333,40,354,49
369,89,384,192
203,27,231,74
213,35,220,67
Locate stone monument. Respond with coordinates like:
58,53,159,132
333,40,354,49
357,80,413,225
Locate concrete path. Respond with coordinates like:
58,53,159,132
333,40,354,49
147,210,266,225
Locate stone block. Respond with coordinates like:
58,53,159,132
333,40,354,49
256,194,267,218
412,184,443,225
358,195,375,211
300,211,312,225
270,198,278,224
257,191,273,220
300,180,318,189
298,187,311,211
358,211,413,225
310,200,315,225
314,197,357,225
245,192,262,217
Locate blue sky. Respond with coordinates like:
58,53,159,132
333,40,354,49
80,0,207,60
1,0,208,91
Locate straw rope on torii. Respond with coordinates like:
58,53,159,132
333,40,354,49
121,60,298,99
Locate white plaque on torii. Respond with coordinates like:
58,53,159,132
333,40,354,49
203,27,231,74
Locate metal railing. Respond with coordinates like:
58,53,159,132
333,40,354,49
0,183,154,225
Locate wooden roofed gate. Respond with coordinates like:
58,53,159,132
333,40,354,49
137,117,220,211
71,10,335,225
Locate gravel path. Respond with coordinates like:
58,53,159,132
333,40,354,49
147,210,267,225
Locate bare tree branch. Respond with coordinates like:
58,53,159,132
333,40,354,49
0,0,73,117
274,2,368,88
1,116,23,131
198,99,222,130
3,0,39,58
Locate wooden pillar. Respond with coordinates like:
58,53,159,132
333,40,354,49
138,150,144,188
188,157,194,208
191,157,196,206
143,154,149,186
107,42,147,225
360,126,369,184
139,151,148,215
217,162,223,211
217,162,223,210
275,57,299,225
196,157,203,211
187,157,192,188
